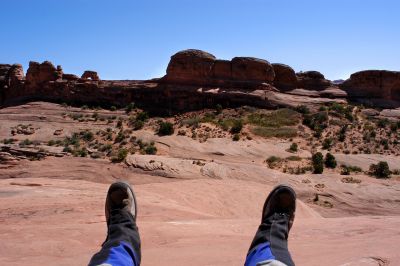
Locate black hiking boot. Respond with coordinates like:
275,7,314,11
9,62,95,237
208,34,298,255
105,181,137,224
248,185,296,266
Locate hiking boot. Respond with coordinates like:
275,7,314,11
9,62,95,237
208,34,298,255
262,184,296,232
105,181,137,224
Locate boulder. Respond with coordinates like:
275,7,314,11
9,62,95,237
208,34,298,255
297,71,331,91
231,57,275,82
8,64,24,85
272,63,297,91
81,70,100,81
340,70,400,101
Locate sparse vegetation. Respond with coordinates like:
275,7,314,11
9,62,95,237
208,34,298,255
230,120,243,134
369,161,391,179
324,153,337,168
266,156,282,168
312,152,324,174
111,148,128,163
232,134,240,141
158,121,174,136
288,143,298,153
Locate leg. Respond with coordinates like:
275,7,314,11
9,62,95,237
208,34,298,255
245,185,296,266
89,182,141,266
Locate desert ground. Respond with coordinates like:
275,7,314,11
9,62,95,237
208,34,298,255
0,102,399,266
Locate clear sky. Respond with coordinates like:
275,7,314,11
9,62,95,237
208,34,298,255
2,0,399,80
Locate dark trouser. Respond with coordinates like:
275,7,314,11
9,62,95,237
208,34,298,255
245,213,295,266
88,210,141,266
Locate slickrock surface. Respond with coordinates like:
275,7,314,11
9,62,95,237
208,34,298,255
0,102,399,266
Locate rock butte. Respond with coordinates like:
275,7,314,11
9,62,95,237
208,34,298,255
1,49,400,113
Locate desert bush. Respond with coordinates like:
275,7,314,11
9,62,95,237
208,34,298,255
295,105,310,114
62,146,72,153
252,127,297,138
158,121,174,136
110,106,117,111
324,153,337,168
111,148,128,163
286,155,302,161
132,120,144,130
266,156,282,168
47,140,56,146
144,143,157,155
312,152,324,174
288,143,298,153
248,108,300,128
136,111,149,122
114,131,126,143
19,139,33,147
81,131,94,142
232,134,240,141
230,120,243,134
72,148,87,157
215,104,223,114
369,161,391,178
3,138,15,144
125,102,135,114
322,138,333,150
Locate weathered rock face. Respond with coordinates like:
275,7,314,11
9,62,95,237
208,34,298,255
272,63,297,91
8,64,24,85
231,57,275,82
25,61,60,89
340,70,400,101
163,49,275,87
81,71,100,81
297,71,331,91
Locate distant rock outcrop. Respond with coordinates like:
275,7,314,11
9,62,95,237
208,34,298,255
340,70,400,103
81,70,100,81
163,49,275,87
272,63,297,91
25,61,60,89
296,71,331,91
0,49,399,111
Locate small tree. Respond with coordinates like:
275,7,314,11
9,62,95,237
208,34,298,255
312,152,324,174
369,161,391,178
158,121,174,136
324,153,337,168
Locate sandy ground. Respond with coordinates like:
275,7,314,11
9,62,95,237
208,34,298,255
0,102,399,266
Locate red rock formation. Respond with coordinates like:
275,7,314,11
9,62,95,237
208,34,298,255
340,70,400,102
296,71,331,91
25,61,60,89
163,49,275,87
272,63,297,91
81,71,100,81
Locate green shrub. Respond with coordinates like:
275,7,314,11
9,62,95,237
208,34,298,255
232,134,240,141
288,143,298,153
248,109,300,128
132,120,144,130
324,153,337,168
286,155,302,161
266,156,282,168
125,102,135,114
19,139,33,147
377,119,389,128
158,121,174,136
215,104,223,114
48,140,56,146
82,131,94,142
136,111,149,122
322,138,333,150
369,161,391,178
3,138,15,144
295,105,310,114
114,131,126,143
111,148,128,163
110,106,117,111
252,127,297,138
230,120,243,134
312,152,324,174
144,144,157,155
62,146,72,153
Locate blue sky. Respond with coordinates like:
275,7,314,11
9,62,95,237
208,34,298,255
2,0,399,80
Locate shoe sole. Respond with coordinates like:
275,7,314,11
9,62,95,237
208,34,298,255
261,184,296,223
107,181,137,219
